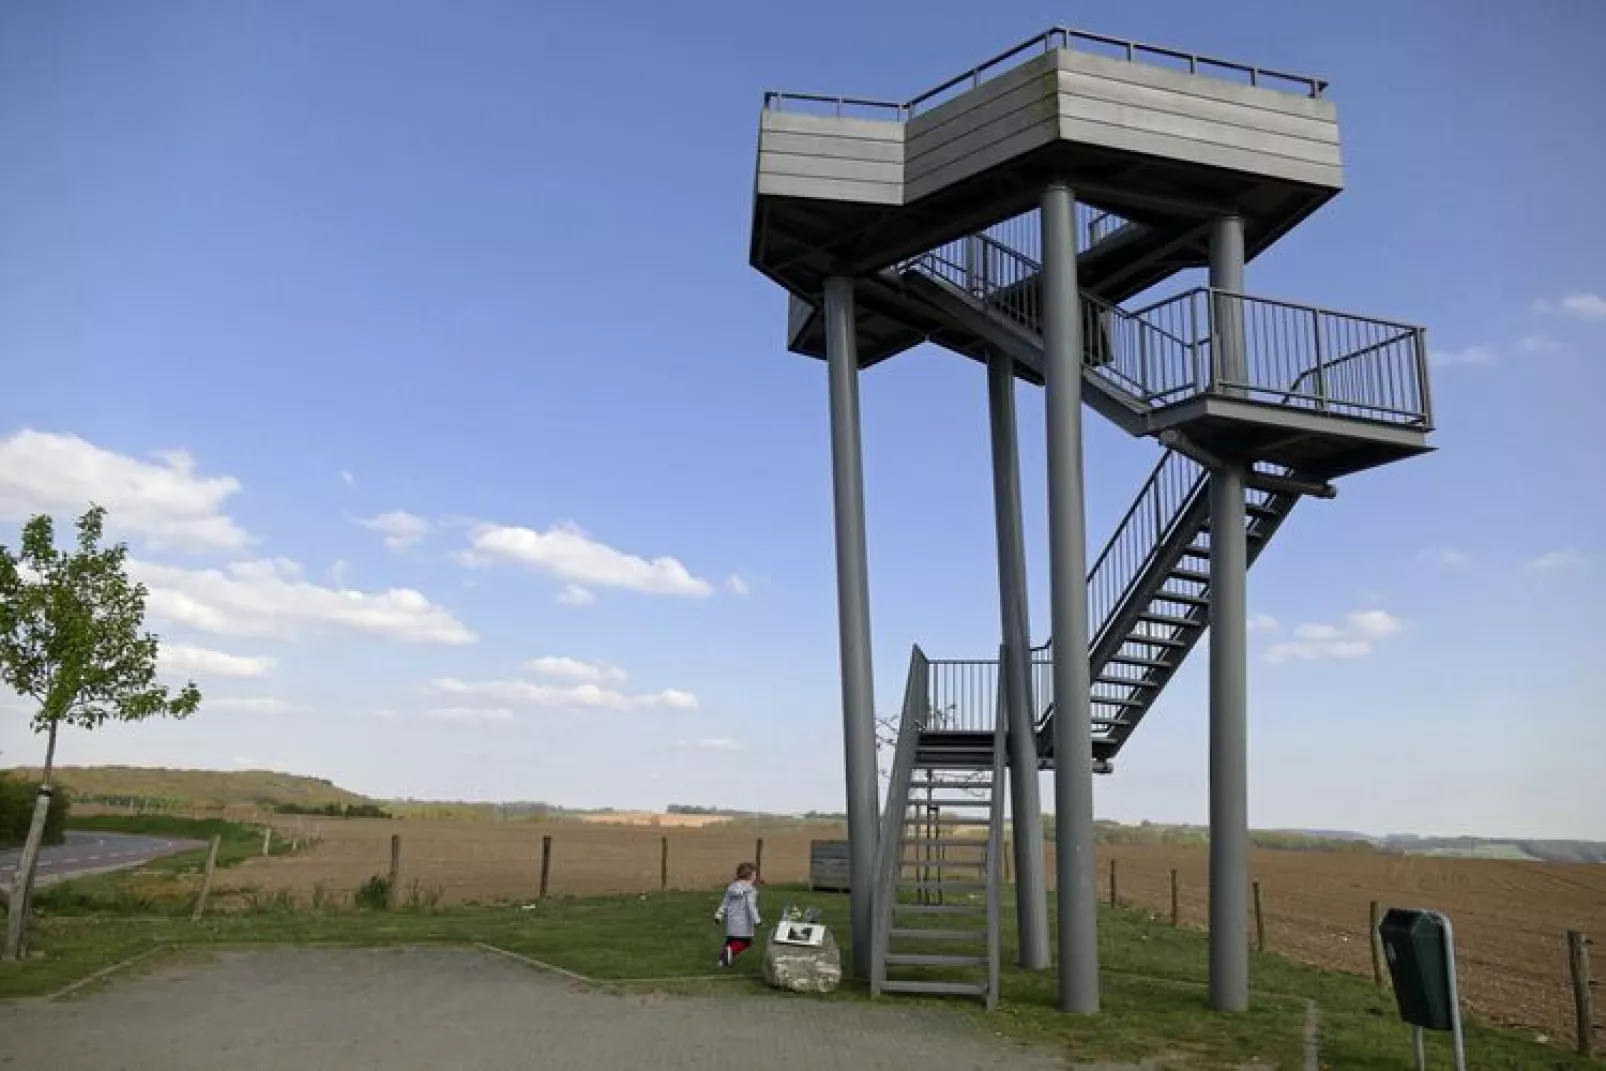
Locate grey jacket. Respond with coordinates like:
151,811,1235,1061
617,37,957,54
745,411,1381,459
714,880,762,938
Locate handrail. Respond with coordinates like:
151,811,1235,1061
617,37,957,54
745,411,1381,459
764,25,1327,121
984,651,1006,1011
871,645,930,994
907,230,1432,429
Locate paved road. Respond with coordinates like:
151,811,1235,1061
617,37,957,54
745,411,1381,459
0,947,1074,1070
0,830,202,888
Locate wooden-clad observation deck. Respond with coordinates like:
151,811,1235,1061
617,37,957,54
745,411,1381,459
751,28,1343,312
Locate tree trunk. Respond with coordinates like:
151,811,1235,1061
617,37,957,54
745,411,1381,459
43,720,58,787
3,721,60,960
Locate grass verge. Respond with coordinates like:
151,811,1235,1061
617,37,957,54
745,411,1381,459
1,887,1595,1068
30,816,291,916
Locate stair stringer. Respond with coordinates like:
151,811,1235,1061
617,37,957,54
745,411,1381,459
892,269,1152,438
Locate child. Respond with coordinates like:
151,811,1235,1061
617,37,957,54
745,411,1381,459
713,862,762,967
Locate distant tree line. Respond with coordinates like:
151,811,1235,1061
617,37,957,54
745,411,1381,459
275,802,392,819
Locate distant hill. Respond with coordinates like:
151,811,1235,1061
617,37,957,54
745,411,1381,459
2,766,370,810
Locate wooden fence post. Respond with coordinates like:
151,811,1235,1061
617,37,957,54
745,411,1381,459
1108,858,1118,907
1253,880,1266,953
386,834,402,910
1568,930,1595,1057
660,835,669,891
192,835,221,920
261,827,272,857
539,835,553,899
1369,900,1385,988
754,837,764,879
1170,868,1179,926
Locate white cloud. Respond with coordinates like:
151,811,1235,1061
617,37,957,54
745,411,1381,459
1267,609,1404,664
556,585,596,607
1418,547,1472,570
1429,345,1497,368
726,574,751,596
1518,333,1561,355
1524,548,1588,573
1534,292,1606,322
340,470,356,487
159,642,275,679
462,521,713,597
1247,613,1280,632
361,510,431,551
423,706,515,723
205,697,306,715
428,677,698,712
0,429,250,552
330,559,350,588
526,656,625,683
675,738,743,752
347,709,399,720
133,557,476,645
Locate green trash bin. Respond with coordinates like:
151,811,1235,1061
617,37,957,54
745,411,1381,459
1380,908,1456,1030
1378,907,1466,1068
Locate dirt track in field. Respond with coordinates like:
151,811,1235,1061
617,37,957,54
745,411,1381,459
221,818,1603,1041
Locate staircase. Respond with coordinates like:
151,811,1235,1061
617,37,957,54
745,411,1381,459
872,651,1004,1007
868,211,1431,1005
1037,451,1299,763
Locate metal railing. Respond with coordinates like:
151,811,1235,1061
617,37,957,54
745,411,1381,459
899,207,1132,285
905,230,1433,428
903,233,1184,408
926,658,1000,733
1121,288,1433,427
1028,449,1205,731
872,646,932,995
763,26,1328,120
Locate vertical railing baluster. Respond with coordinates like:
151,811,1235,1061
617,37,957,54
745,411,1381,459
1312,309,1328,411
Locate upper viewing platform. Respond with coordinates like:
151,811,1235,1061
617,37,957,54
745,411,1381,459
751,27,1343,302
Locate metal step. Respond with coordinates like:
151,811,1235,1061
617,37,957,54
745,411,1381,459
893,903,987,915
909,779,993,790
900,880,987,893
885,953,989,968
1091,696,1143,708
879,979,988,996
904,795,991,804
1122,635,1187,649
1138,612,1199,629
1155,590,1209,607
1106,654,1169,668
1095,675,1158,688
904,817,992,827
889,927,987,942
1169,566,1210,583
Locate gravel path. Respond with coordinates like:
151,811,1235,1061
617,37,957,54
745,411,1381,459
0,946,1073,1070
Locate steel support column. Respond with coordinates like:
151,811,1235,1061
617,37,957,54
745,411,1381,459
1040,182,1100,1013
823,274,880,982
1210,215,1248,389
1208,215,1250,1012
986,348,1050,972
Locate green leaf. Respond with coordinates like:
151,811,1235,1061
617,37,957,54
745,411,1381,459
1,506,203,756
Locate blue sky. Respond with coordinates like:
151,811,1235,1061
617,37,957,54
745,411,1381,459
1,1,1602,838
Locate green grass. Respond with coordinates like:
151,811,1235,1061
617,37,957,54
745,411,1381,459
32,815,291,916
1,886,1595,1068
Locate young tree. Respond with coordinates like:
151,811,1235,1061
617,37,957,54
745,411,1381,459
0,505,201,959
